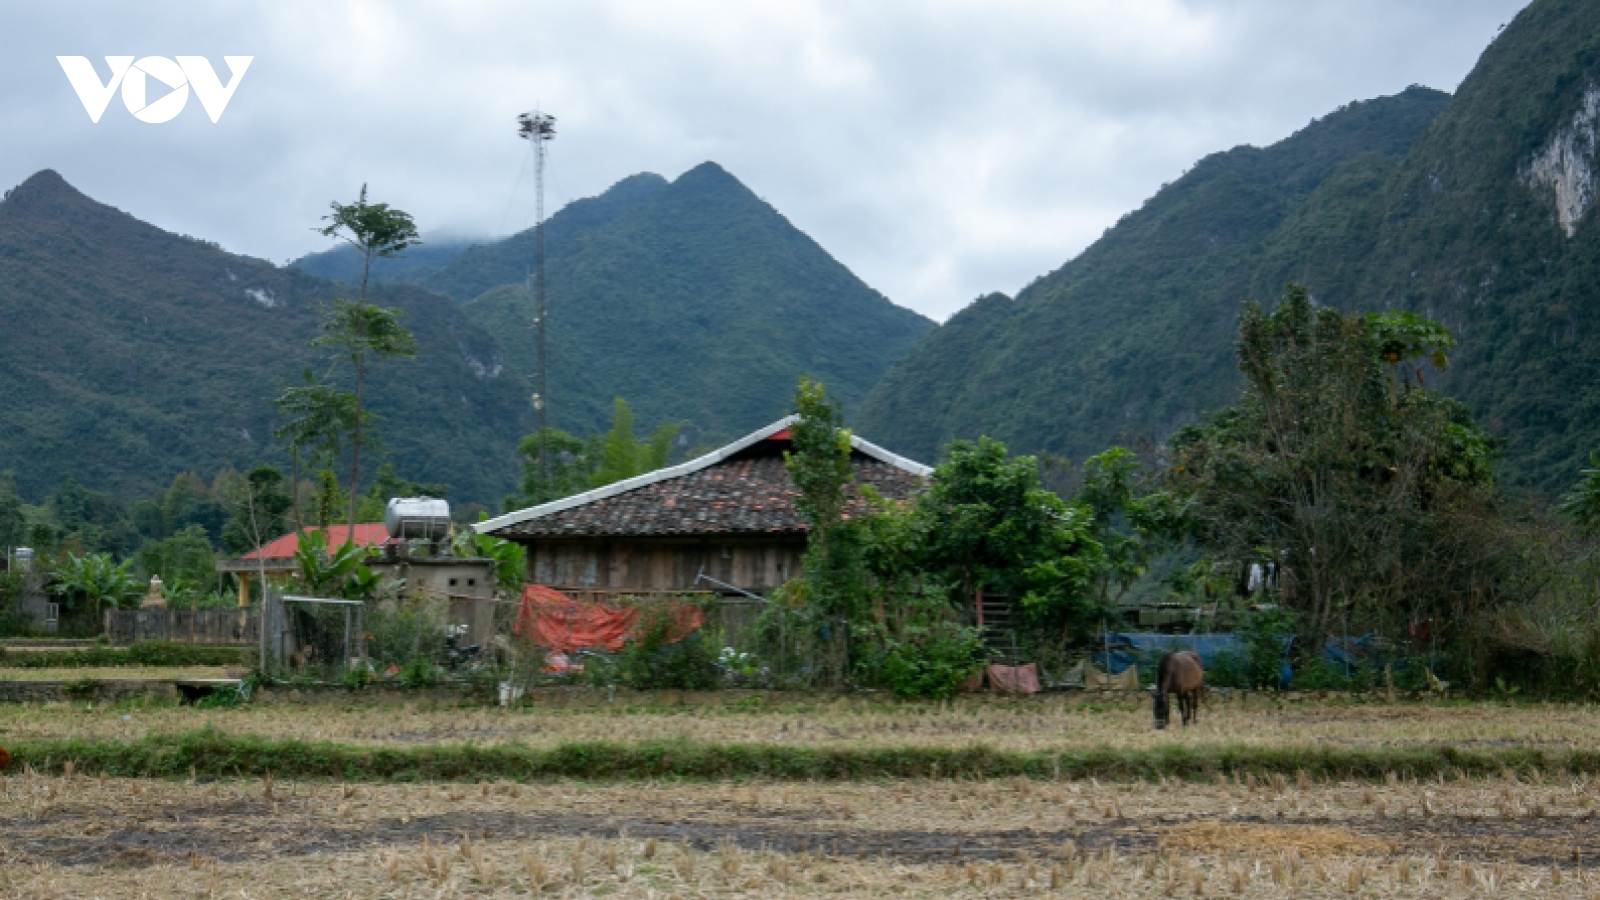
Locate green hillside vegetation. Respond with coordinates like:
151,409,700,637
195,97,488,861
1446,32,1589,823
420,172,669,302
858,87,1452,469
295,163,933,453
0,170,533,506
863,0,1600,498
444,163,935,438
289,173,670,293
1243,0,1600,495
290,235,483,286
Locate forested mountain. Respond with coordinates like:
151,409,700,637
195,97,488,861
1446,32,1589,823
860,0,1600,495
445,163,934,437
0,162,932,508
0,170,533,505
291,235,482,287
857,86,1452,468
1245,0,1600,494
420,173,669,302
289,174,673,292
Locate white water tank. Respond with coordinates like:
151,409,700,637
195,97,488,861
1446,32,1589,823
385,497,451,540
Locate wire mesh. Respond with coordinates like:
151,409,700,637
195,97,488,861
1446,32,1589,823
266,595,361,681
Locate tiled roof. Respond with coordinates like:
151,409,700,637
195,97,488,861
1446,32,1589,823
478,416,932,541
239,524,396,561
492,453,922,539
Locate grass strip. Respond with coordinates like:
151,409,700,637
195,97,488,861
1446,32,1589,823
0,643,250,669
5,730,1599,782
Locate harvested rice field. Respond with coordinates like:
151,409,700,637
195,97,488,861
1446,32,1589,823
4,765,1600,897
2,696,1597,754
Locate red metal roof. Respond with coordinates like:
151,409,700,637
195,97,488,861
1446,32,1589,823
239,524,396,561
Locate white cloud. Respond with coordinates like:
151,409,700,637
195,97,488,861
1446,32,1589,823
0,0,1529,319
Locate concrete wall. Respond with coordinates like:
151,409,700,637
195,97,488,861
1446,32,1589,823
369,557,498,646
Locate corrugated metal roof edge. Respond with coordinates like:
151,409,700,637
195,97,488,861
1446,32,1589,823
475,416,932,538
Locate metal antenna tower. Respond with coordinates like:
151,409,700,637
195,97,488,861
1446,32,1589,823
517,110,556,488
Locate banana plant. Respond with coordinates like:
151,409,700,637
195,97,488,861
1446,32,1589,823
51,552,140,620
453,521,527,592
292,537,369,598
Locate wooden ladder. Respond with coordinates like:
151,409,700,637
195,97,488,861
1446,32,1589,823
977,592,1018,662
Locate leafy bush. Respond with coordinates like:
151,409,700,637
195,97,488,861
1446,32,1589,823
1239,608,1295,689
364,598,448,674
873,622,986,699
192,685,244,709
618,606,718,690
399,656,442,688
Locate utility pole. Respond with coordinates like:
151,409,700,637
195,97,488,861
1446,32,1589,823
518,110,556,488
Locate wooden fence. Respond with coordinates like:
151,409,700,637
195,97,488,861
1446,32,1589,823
104,609,259,647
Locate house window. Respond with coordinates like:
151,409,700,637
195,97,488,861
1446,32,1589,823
468,578,476,587
449,577,458,587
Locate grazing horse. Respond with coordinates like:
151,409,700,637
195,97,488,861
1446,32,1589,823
1153,651,1204,729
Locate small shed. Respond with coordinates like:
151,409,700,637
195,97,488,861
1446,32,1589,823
476,416,931,599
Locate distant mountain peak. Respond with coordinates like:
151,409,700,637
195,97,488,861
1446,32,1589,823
669,161,763,201
4,169,96,214
0,173,536,503
678,160,737,182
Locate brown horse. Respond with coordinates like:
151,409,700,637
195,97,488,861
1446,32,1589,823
1154,651,1204,729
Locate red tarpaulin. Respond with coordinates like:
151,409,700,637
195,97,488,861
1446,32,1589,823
512,584,705,653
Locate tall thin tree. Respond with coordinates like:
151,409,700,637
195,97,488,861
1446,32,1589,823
316,186,421,543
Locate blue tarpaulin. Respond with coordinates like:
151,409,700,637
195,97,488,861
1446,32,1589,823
1091,632,1382,688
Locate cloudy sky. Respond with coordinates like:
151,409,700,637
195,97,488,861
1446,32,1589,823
2,0,1529,321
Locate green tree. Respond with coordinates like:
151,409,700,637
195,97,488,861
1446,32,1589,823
309,298,418,542
356,462,448,522
136,525,217,607
319,184,421,303
1169,285,1500,647
45,480,136,556
1367,310,1454,389
315,185,422,543
0,472,25,550
312,470,346,532
509,427,599,508
783,378,859,618
220,465,294,555
273,369,358,531
915,438,1107,643
1075,448,1185,605
156,472,226,540
1076,448,1146,605
591,398,678,488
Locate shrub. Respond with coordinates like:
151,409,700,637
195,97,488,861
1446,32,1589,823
399,657,443,688
874,622,986,699
619,606,719,690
